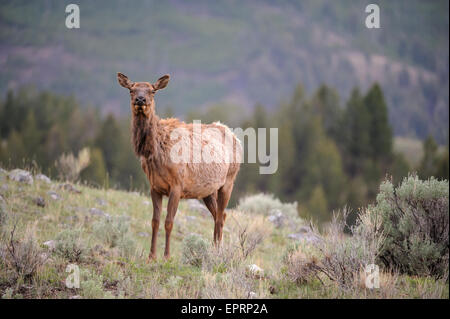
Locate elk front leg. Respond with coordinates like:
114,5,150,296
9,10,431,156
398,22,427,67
164,187,181,260
149,189,162,261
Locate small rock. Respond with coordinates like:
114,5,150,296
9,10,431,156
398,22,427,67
47,191,60,200
247,264,264,279
93,244,108,255
69,295,81,299
59,183,81,194
35,174,51,184
43,240,56,251
67,215,79,223
39,252,50,263
96,198,107,206
298,226,311,233
8,169,33,184
287,232,321,244
186,199,209,216
0,167,7,175
267,209,285,228
1,184,8,191
34,196,46,207
89,207,110,219
186,216,197,222
138,232,149,237
143,200,151,206
248,291,257,299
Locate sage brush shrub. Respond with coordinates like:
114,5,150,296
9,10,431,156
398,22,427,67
55,228,87,262
372,175,449,278
93,215,136,258
181,234,209,267
80,268,114,299
237,193,298,218
93,216,129,248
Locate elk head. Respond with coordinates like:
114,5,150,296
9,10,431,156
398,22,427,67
117,73,170,117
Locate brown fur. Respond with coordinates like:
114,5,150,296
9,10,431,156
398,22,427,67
117,72,241,260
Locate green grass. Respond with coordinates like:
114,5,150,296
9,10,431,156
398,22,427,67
0,168,448,299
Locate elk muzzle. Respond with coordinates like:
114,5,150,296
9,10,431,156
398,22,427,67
135,96,146,106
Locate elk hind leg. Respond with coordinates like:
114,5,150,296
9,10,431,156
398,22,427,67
203,192,218,242
215,181,234,245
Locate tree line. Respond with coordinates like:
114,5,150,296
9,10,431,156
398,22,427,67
0,84,448,224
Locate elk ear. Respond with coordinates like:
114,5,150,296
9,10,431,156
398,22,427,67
154,74,170,91
117,72,133,89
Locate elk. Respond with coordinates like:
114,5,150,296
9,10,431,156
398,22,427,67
117,72,242,260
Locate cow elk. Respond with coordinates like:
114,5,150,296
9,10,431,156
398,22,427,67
117,72,242,260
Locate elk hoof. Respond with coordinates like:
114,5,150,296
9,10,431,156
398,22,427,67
148,254,157,263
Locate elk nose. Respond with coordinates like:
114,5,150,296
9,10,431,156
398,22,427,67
135,96,146,106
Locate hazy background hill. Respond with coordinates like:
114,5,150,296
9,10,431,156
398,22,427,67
0,0,448,143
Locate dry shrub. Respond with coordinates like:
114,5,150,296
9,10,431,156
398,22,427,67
3,224,45,280
282,208,385,290
228,211,271,259
283,245,321,284
201,267,264,299
55,147,90,182
201,211,271,272
313,209,385,289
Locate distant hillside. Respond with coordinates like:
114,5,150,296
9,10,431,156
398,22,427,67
0,0,448,142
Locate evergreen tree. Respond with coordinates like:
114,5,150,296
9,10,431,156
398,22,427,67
364,83,392,160
304,185,329,224
311,84,341,138
341,88,371,177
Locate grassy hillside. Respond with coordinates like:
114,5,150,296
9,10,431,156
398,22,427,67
0,0,448,142
0,167,447,299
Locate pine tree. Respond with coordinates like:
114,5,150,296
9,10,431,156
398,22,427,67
364,83,392,161
341,88,371,177
311,84,341,137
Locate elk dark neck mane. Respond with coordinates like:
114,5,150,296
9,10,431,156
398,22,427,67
132,112,160,159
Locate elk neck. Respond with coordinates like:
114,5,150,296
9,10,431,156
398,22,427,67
131,108,161,159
